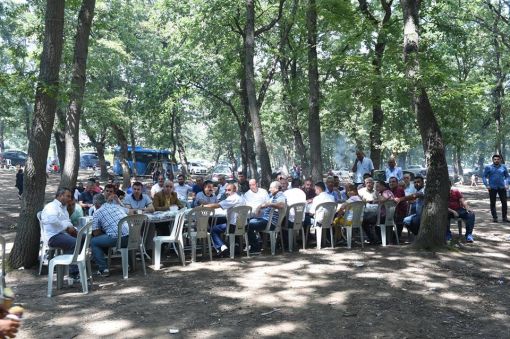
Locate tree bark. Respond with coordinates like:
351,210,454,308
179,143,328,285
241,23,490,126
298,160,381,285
54,108,66,169
0,119,4,153
306,0,323,183
401,0,450,250
9,0,66,268
112,124,131,189
129,122,138,176
175,114,189,176
60,0,96,190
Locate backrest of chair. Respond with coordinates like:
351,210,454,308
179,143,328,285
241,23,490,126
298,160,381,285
315,202,337,228
72,221,92,263
0,235,5,285
190,207,214,238
383,200,397,225
273,205,288,231
287,203,306,230
227,205,252,235
346,201,365,227
118,214,148,250
169,211,186,239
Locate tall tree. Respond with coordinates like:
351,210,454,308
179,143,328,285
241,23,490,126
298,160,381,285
307,0,323,182
9,0,66,268
60,0,96,190
400,0,449,249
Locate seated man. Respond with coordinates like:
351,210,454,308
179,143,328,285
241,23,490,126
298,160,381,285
90,194,129,276
78,181,97,215
302,178,316,202
67,196,84,228
396,175,425,236
216,175,228,201
247,181,286,253
150,175,165,198
204,183,245,255
243,179,268,214
283,178,307,225
309,181,335,226
123,181,155,214
191,176,204,197
193,180,218,207
447,181,475,242
153,180,184,211
237,172,250,194
385,157,403,182
113,180,126,200
174,174,192,205
41,187,79,280
403,173,416,196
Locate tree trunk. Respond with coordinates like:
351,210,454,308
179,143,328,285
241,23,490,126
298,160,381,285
95,139,108,180
401,0,450,250
456,146,463,180
0,119,4,153
129,122,138,176
306,0,323,183
54,108,66,169
245,0,272,187
112,125,131,189
175,115,189,176
9,0,66,268
60,0,95,190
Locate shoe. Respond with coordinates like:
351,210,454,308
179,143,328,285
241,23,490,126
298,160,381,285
503,219,510,223
493,218,499,223
217,245,228,257
466,234,474,243
95,269,110,277
446,233,452,242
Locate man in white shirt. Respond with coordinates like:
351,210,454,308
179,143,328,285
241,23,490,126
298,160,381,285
403,173,416,196
204,183,245,255
174,174,192,204
150,175,165,198
243,179,268,215
352,150,374,185
310,182,335,224
216,175,228,201
284,178,306,223
358,177,378,203
384,157,403,182
41,187,79,278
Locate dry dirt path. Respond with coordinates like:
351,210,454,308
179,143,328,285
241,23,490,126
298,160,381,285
0,169,509,338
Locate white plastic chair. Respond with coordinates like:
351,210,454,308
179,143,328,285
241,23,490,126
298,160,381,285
377,200,398,246
108,214,148,279
284,203,306,252
225,205,252,259
312,202,337,250
188,207,214,262
261,205,287,255
47,221,93,297
153,211,186,270
37,211,63,275
0,235,5,295
342,201,365,249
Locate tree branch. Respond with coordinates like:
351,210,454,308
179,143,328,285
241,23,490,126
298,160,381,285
257,56,279,110
255,0,285,36
358,0,379,26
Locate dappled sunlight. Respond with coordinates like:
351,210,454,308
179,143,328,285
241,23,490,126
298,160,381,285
81,319,134,336
255,321,306,336
114,286,145,295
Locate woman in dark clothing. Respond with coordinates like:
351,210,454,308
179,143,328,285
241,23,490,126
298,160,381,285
15,168,23,199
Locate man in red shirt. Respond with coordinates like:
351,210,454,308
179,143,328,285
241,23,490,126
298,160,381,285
448,182,475,242
389,176,407,239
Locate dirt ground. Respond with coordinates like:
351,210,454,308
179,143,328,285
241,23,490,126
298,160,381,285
1,169,510,338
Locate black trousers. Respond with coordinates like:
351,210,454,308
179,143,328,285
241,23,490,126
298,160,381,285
489,188,507,220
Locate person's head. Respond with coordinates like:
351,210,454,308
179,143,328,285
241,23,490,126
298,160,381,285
104,183,115,199
291,178,301,188
225,183,237,196
196,177,204,186
249,179,258,192
67,195,77,213
414,175,424,190
218,175,226,185
333,175,340,188
493,154,502,165
77,182,84,189
304,178,313,191
314,181,326,195
363,173,372,182
107,178,114,185
387,157,396,169
356,150,364,161
93,193,106,208
157,175,165,186
278,175,287,187
203,180,214,195
238,172,246,183
55,187,72,205
403,173,412,186
269,181,281,195
85,181,94,192
345,183,358,197
364,177,374,191
376,181,388,193
177,174,185,185
132,182,143,197
388,176,399,189
326,176,335,191
163,180,174,194
113,180,120,190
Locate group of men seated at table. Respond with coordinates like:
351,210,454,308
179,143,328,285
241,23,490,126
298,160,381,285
41,165,476,279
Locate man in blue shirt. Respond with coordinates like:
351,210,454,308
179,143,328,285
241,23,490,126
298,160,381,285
483,154,509,222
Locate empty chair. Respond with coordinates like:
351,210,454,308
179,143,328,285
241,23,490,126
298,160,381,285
377,200,398,246
37,211,63,275
47,221,93,297
312,202,338,250
188,207,214,262
225,205,252,259
341,201,365,249
108,214,148,279
261,205,287,255
153,211,187,270
284,203,306,252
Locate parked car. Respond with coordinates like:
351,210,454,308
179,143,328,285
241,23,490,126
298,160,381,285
0,150,27,167
210,165,234,182
188,162,208,175
404,165,427,177
80,153,110,169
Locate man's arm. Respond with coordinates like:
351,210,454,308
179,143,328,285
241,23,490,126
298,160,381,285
482,166,490,187
395,191,424,203
144,202,155,213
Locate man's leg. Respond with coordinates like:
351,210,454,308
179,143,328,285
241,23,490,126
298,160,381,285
457,208,475,236
90,234,117,272
489,188,498,220
498,188,508,220
247,218,267,251
48,233,78,275
211,223,227,251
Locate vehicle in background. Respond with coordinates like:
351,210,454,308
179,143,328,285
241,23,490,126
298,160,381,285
0,150,27,167
210,164,234,182
113,146,178,177
404,164,427,177
331,169,352,182
188,161,208,175
80,153,111,169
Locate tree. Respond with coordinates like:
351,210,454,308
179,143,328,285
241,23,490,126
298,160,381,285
9,0,66,268
400,0,450,249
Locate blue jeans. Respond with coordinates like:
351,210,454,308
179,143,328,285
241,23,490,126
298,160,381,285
211,223,227,250
90,234,128,271
403,214,421,235
448,208,475,236
248,218,270,251
49,232,78,275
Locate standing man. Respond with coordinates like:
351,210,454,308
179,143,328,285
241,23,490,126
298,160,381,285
384,157,403,182
483,154,509,222
352,150,374,186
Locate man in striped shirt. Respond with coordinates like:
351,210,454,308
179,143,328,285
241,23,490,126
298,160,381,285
90,194,129,276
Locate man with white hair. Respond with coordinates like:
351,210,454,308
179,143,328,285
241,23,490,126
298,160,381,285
150,175,165,198
247,181,286,253
243,179,268,215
